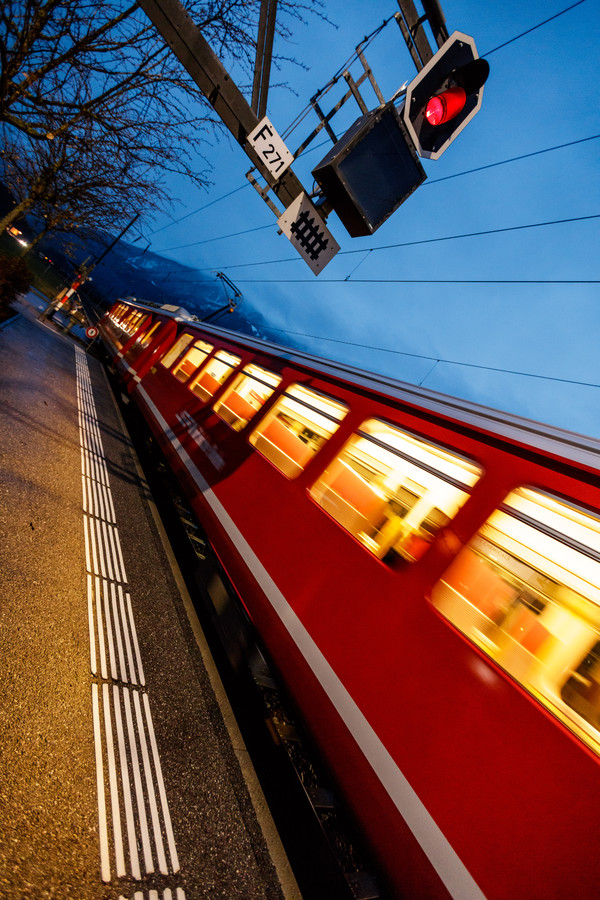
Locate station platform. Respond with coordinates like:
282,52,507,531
0,302,300,899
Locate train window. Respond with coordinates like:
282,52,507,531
160,332,195,369
125,311,147,334
173,340,214,383
249,384,348,479
213,364,281,431
310,419,481,561
138,319,161,348
112,305,129,329
189,349,241,401
432,488,600,754
123,318,160,358
113,311,149,349
118,310,133,330
111,303,127,321
134,313,149,333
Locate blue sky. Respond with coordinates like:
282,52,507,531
142,0,600,439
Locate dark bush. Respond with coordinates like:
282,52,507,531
0,255,31,320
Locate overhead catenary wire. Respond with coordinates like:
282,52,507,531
157,223,272,253
425,133,600,185
213,213,600,271
163,276,598,285
262,326,600,391
281,0,589,140
482,0,588,56
150,133,600,253
147,184,249,237
151,210,599,283
227,278,600,284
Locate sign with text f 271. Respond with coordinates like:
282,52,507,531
277,193,340,275
247,117,294,180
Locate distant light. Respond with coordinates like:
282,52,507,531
424,86,467,126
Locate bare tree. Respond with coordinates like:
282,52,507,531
0,125,165,252
0,0,327,238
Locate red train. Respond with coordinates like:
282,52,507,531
100,298,600,899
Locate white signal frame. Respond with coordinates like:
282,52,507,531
402,31,484,161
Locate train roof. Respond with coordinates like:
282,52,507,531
117,299,600,472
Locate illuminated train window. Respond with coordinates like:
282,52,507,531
172,339,214,382
125,311,147,334
250,384,348,479
137,319,161,348
114,311,148,348
117,309,133,329
112,306,129,329
124,318,160,357
190,349,241,401
310,419,481,560
432,488,600,754
161,332,195,369
214,364,281,431
111,303,127,321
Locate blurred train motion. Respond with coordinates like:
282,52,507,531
99,298,600,899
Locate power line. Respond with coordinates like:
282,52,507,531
216,213,600,270
242,279,599,285
264,326,600,390
148,184,250,237
352,214,600,254
150,210,599,277
149,134,600,255
483,0,588,56
157,223,272,253
158,277,598,286
426,134,600,185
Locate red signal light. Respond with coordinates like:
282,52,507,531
424,86,467,126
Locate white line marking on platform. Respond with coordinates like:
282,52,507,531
103,578,118,682
111,581,127,683
87,573,97,676
126,592,145,686
83,513,91,574
119,585,137,685
96,573,108,681
92,684,110,882
103,683,126,877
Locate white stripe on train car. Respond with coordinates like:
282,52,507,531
137,385,487,900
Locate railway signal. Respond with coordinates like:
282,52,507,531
402,31,489,160
311,26,488,236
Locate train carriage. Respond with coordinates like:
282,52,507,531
100,299,600,900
